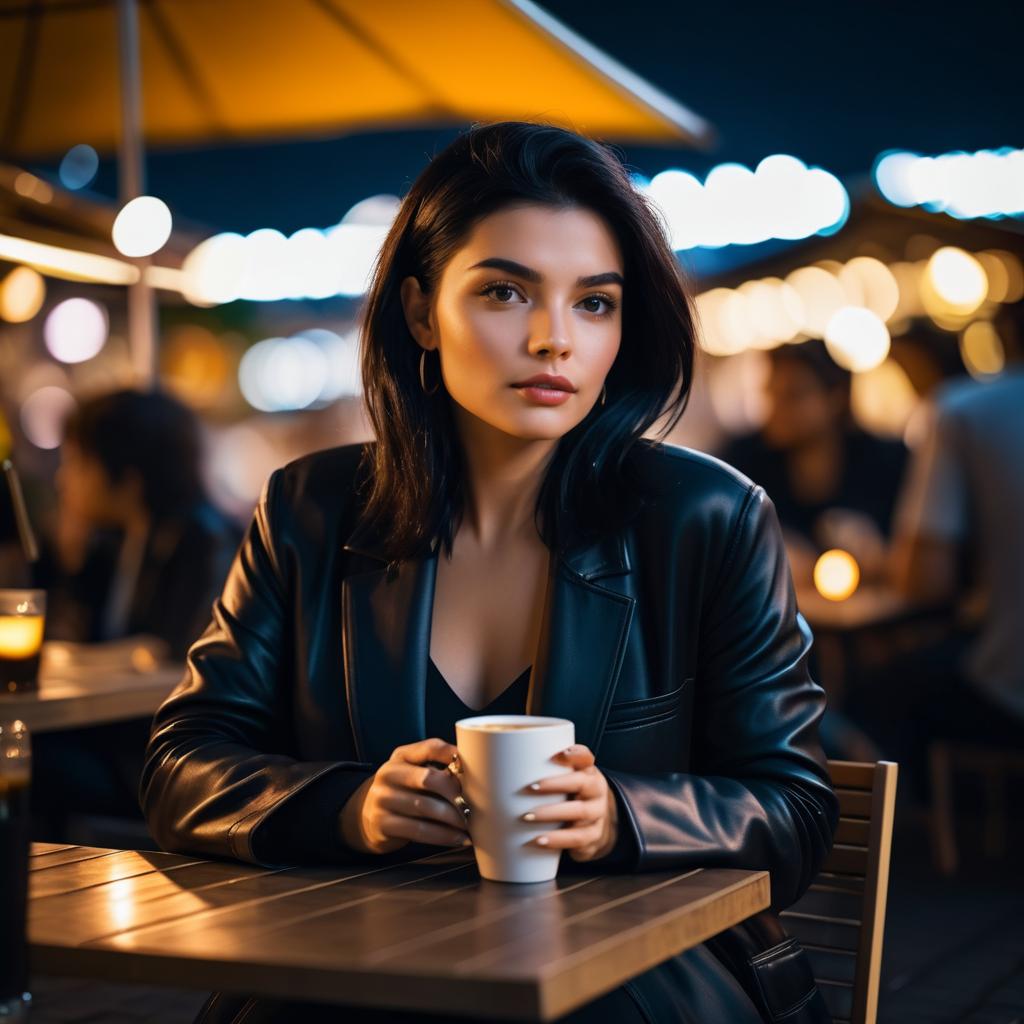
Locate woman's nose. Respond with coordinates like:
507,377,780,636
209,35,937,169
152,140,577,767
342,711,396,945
527,306,572,358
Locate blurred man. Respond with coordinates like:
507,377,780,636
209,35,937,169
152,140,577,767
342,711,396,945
721,339,908,590
31,389,242,843
43,388,241,658
885,302,1024,791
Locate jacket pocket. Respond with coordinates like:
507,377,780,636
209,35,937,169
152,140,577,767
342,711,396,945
748,938,830,1023
604,677,692,731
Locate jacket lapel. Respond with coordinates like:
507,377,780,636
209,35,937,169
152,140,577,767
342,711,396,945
526,532,636,751
341,521,635,764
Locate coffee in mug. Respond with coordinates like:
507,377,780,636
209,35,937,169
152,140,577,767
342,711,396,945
455,714,574,883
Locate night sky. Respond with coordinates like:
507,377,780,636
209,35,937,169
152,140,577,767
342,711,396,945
31,0,1024,238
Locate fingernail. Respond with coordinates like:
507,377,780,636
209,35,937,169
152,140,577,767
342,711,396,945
523,812,536,821
461,837,473,847
536,836,549,846
529,783,541,791
563,747,574,754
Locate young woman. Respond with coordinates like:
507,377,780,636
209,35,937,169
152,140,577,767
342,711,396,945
142,122,838,1024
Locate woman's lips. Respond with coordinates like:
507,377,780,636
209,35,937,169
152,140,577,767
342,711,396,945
511,385,573,405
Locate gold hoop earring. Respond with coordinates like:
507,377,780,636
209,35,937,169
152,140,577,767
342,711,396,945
599,384,607,406
419,350,441,396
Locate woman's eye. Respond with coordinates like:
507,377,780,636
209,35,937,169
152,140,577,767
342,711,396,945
580,294,618,316
482,283,522,304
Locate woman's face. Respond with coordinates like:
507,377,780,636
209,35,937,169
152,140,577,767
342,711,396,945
401,203,624,443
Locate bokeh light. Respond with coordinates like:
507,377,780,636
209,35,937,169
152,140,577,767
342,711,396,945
161,325,233,409
959,321,1006,379
58,144,99,190
112,196,173,258
850,358,919,436
238,336,329,412
20,386,76,449
921,247,988,321
814,549,861,601
824,307,891,372
43,298,108,363
0,267,46,323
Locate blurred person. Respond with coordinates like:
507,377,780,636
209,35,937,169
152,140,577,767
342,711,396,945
142,122,837,1024
30,389,241,842
869,301,1024,801
42,388,242,657
720,340,908,590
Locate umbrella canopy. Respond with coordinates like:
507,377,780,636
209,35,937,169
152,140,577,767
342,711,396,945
1,0,714,159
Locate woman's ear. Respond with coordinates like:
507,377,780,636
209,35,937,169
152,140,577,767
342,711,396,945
399,275,436,351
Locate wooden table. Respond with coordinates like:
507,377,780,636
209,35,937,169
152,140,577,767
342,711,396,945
0,643,183,732
27,843,770,1021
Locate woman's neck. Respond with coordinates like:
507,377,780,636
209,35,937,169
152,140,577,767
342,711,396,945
455,417,557,552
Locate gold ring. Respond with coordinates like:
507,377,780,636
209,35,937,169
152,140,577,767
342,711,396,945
453,794,471,818
446,753,462,777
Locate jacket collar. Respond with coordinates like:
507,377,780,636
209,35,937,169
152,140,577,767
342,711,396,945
340,517,635,764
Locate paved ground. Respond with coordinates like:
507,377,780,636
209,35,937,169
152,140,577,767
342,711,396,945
25,784,1024,1024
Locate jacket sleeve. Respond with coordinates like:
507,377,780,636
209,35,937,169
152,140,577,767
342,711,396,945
601,484,839,910
139,470,378,867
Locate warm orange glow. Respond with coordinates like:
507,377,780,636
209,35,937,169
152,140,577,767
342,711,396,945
813,550,860,602
0,614,44,658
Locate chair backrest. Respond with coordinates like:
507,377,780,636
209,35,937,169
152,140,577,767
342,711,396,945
780,760,898,1024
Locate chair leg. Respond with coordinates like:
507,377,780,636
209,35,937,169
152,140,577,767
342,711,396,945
929,743,957,875
982,764,1006,860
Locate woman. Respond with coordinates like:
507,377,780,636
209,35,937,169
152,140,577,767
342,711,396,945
142,122,838,1024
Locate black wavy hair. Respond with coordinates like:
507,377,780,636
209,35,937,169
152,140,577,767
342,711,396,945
62,389,204,519
358,120,697,561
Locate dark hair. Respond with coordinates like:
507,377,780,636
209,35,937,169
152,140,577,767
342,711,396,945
768,339,851,395
62,389,204,518
358,121,697,561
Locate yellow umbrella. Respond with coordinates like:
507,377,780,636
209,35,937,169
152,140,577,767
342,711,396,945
0,0,714,158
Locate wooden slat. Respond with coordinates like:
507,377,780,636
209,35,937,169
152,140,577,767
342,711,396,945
834,817,870,847
801,945,857,985
29,843,78,857
851,762,898,1024
821,843,869,878
833,788,872,818
818,978,853,1020
828,762,876,790
28,844,771,1022
29,846,120,870
779,912,860,952
786,886,862,923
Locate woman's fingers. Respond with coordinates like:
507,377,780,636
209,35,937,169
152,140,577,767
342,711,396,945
378,812,470,848
383,761,463,807
394,737,459,768
531,822,605,849
378,789,469,834
523,798,603,823
527,768,600,796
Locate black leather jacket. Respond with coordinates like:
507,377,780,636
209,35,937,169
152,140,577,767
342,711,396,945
141,439,838,1023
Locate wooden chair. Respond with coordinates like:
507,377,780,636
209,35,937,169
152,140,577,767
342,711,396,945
780,760,898,1024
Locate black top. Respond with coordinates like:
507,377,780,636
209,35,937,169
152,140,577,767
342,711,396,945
425,657,531,744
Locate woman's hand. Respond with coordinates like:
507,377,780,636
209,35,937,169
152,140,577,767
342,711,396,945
340,737,471,855
524,744,618,863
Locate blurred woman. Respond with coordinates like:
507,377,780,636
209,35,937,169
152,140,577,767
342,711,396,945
143,122,837,1024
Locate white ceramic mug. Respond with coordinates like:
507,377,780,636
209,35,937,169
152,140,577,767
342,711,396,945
455,714,575,883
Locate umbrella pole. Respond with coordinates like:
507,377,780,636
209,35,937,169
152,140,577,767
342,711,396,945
118,0,157,389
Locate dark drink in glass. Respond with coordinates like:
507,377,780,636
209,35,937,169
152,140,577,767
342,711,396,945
0,589,45,694
0,719,32,1020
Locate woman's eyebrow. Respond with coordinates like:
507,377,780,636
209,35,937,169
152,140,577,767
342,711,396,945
468,257,623,288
